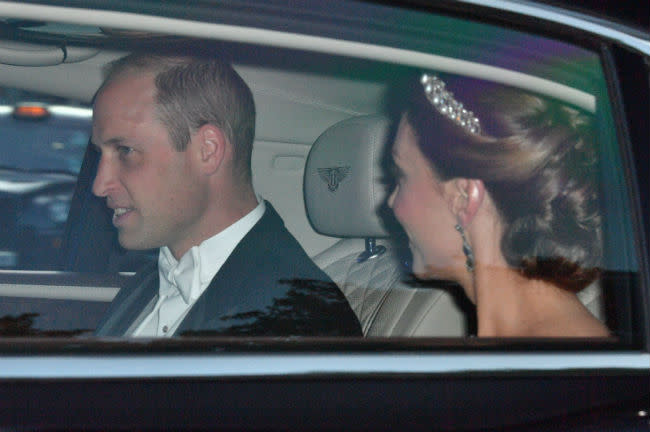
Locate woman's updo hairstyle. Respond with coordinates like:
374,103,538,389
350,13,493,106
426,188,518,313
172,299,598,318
403,73,602,292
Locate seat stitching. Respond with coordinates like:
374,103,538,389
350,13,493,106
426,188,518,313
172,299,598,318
366,264,403,334
403,289,447,336
376,267,408,335
356,258,385,334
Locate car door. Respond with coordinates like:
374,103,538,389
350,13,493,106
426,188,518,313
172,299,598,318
0,1,646,430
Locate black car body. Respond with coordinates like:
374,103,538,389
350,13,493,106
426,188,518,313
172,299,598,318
0,1,646,430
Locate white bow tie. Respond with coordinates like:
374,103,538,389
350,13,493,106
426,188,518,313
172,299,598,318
159,247,202,304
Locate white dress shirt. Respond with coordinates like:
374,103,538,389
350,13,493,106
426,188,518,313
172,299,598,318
131,199,266,337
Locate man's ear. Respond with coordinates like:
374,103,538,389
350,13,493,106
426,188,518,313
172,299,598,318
448,178,485,227
194,124,227,175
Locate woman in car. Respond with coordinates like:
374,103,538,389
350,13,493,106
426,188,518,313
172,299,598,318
387,73,609,337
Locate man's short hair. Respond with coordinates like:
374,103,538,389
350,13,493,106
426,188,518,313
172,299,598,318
100,54,256,182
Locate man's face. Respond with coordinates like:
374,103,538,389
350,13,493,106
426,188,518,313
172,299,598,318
92,73,209,257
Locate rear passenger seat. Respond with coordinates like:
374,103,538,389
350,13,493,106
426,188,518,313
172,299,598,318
303,115,466,336
303,114,604,336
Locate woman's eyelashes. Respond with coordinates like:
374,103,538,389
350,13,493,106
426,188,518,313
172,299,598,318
379,164,403,187
391,163,405,183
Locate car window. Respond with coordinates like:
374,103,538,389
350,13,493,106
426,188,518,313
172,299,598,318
0,2,643,346
0,91,90,271
0,112,88,173
0,2,647,430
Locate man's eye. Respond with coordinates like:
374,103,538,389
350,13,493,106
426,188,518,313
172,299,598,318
117,146,134,157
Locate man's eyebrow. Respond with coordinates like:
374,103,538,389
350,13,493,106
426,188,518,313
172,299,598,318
92,137,126,150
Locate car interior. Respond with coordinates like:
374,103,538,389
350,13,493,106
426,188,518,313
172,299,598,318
0,14,641,341
0,3,647,431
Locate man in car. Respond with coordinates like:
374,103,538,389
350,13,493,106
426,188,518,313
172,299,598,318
91,54,361,337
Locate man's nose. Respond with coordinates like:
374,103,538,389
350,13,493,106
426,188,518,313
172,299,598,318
92,155,115,198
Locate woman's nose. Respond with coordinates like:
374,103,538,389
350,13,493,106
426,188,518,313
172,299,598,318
387,186,397,208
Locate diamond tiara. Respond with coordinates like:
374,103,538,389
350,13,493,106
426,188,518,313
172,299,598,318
421,73,481,135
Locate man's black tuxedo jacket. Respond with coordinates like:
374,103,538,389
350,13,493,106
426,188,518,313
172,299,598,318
94,202,362,336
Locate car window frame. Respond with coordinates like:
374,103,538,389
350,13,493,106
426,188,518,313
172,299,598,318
0,2,646,430
0,0,644,348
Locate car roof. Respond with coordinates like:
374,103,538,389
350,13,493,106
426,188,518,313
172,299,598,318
534,0,650,32
0,0,629,146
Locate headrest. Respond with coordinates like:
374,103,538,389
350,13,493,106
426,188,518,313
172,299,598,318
304,114,392,238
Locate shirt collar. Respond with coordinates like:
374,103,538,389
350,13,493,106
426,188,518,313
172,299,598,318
158,199,266,304
158,246,199,303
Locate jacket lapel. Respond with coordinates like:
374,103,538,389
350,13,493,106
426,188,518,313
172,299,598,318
175,202,281,334
95,263,159,336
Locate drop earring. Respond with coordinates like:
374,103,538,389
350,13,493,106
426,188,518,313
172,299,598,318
455,224,475,273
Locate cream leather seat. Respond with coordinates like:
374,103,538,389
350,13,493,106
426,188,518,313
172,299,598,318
303,114,604,336
303,115,467,336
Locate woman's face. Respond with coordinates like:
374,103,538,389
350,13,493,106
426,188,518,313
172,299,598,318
387,118,462,279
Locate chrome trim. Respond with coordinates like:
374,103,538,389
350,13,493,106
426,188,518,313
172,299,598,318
460,0,650,55
0,352,647,378
0,283,117,301
0,1,596,112
49,105,92,118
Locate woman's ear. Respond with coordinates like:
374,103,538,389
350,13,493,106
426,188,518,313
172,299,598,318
194,124,227,175
447,178,486,227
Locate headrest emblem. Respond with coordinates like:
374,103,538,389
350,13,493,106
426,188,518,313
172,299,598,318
318,166,350,192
